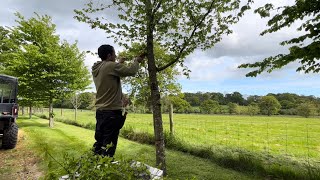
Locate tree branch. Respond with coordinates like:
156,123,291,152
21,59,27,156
157,1,215,72
152,0,163,17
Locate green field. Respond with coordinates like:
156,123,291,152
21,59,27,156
16,116,258,179
40,108,320,163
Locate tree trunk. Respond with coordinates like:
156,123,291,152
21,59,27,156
61,108,63,116
169,103,174,136
75,107,77,121
146,28,166,175
21,106,25,115
49,103,54,128
74,93,78,121
29,105,32,119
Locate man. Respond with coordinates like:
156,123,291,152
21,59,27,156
92,44,145,157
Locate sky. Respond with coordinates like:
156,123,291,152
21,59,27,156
1,0,319,97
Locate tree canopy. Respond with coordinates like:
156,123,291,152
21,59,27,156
259,95,281,116
119,42,182,110
0,13,91,126
239,0,320,76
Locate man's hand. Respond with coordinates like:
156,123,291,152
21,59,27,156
136,52,147,63
118,57,127,63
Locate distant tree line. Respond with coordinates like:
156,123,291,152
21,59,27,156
177,92,319,117
52,92,95,110
51,91,320,118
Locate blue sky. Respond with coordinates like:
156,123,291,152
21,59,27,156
1,0,318,97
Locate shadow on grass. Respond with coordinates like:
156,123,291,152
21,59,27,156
17,121,48,128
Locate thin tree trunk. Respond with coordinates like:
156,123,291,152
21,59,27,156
22,106,25,115
169,103,174,136
75,107,77,121
146,28,166,175
49,103,54,128
75,94,77,121
61,108,63,116
29,105,32,119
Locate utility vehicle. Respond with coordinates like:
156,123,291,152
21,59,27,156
0,74,18,149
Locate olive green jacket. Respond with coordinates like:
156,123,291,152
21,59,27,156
92,60,139,110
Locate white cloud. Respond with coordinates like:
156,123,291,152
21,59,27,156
0,0,317,96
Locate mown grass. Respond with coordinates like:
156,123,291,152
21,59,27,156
17,116,259,179
33,109,320,179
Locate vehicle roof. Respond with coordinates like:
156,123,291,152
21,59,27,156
0,74,18,83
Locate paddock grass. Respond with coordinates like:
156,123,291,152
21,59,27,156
17,116,258,179
45,109,320,162
31,109,320,179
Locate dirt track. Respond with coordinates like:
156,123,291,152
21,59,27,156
0,130,42,180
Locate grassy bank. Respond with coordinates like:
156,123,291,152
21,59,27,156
17,116,258,179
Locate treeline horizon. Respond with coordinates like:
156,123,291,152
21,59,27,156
43,91,320,117
182,91,320,106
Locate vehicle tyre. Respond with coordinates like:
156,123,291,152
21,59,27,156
2,123,18,149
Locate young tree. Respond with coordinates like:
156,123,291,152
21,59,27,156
70,92,82,121
247,102,260,116
1,13,91,127
296,102,316,118
259,96,281,116
200,99,219,114
168,95,191,113
239,0,320,76
227,102,239,114
75,0,252,173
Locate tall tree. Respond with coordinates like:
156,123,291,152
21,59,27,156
75,0,252,173
259,95,281,116
296,102,316,118
200,99,220,114
167,95,191,113
1,13,91,127
227,102,239,114
210,92,225,105
239,0,320,76
247,102,260,116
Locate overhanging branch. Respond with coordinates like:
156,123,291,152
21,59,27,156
157,1,215,72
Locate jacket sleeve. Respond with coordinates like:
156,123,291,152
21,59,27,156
112,60,139,77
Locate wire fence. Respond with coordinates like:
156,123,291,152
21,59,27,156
28,108,320,167
127,113,320,165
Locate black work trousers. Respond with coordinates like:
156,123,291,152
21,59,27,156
93,109,126,157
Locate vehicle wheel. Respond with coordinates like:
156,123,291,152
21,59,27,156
2,123,18,149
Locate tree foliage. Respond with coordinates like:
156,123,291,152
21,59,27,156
200,99,220,114
0,13,91,126
167,95,191,113
239,0,320,76
227,102,239,114
119,43,182,109
225,92,245,105
259,96,281,116
296,102,316,118
247,102,260,116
